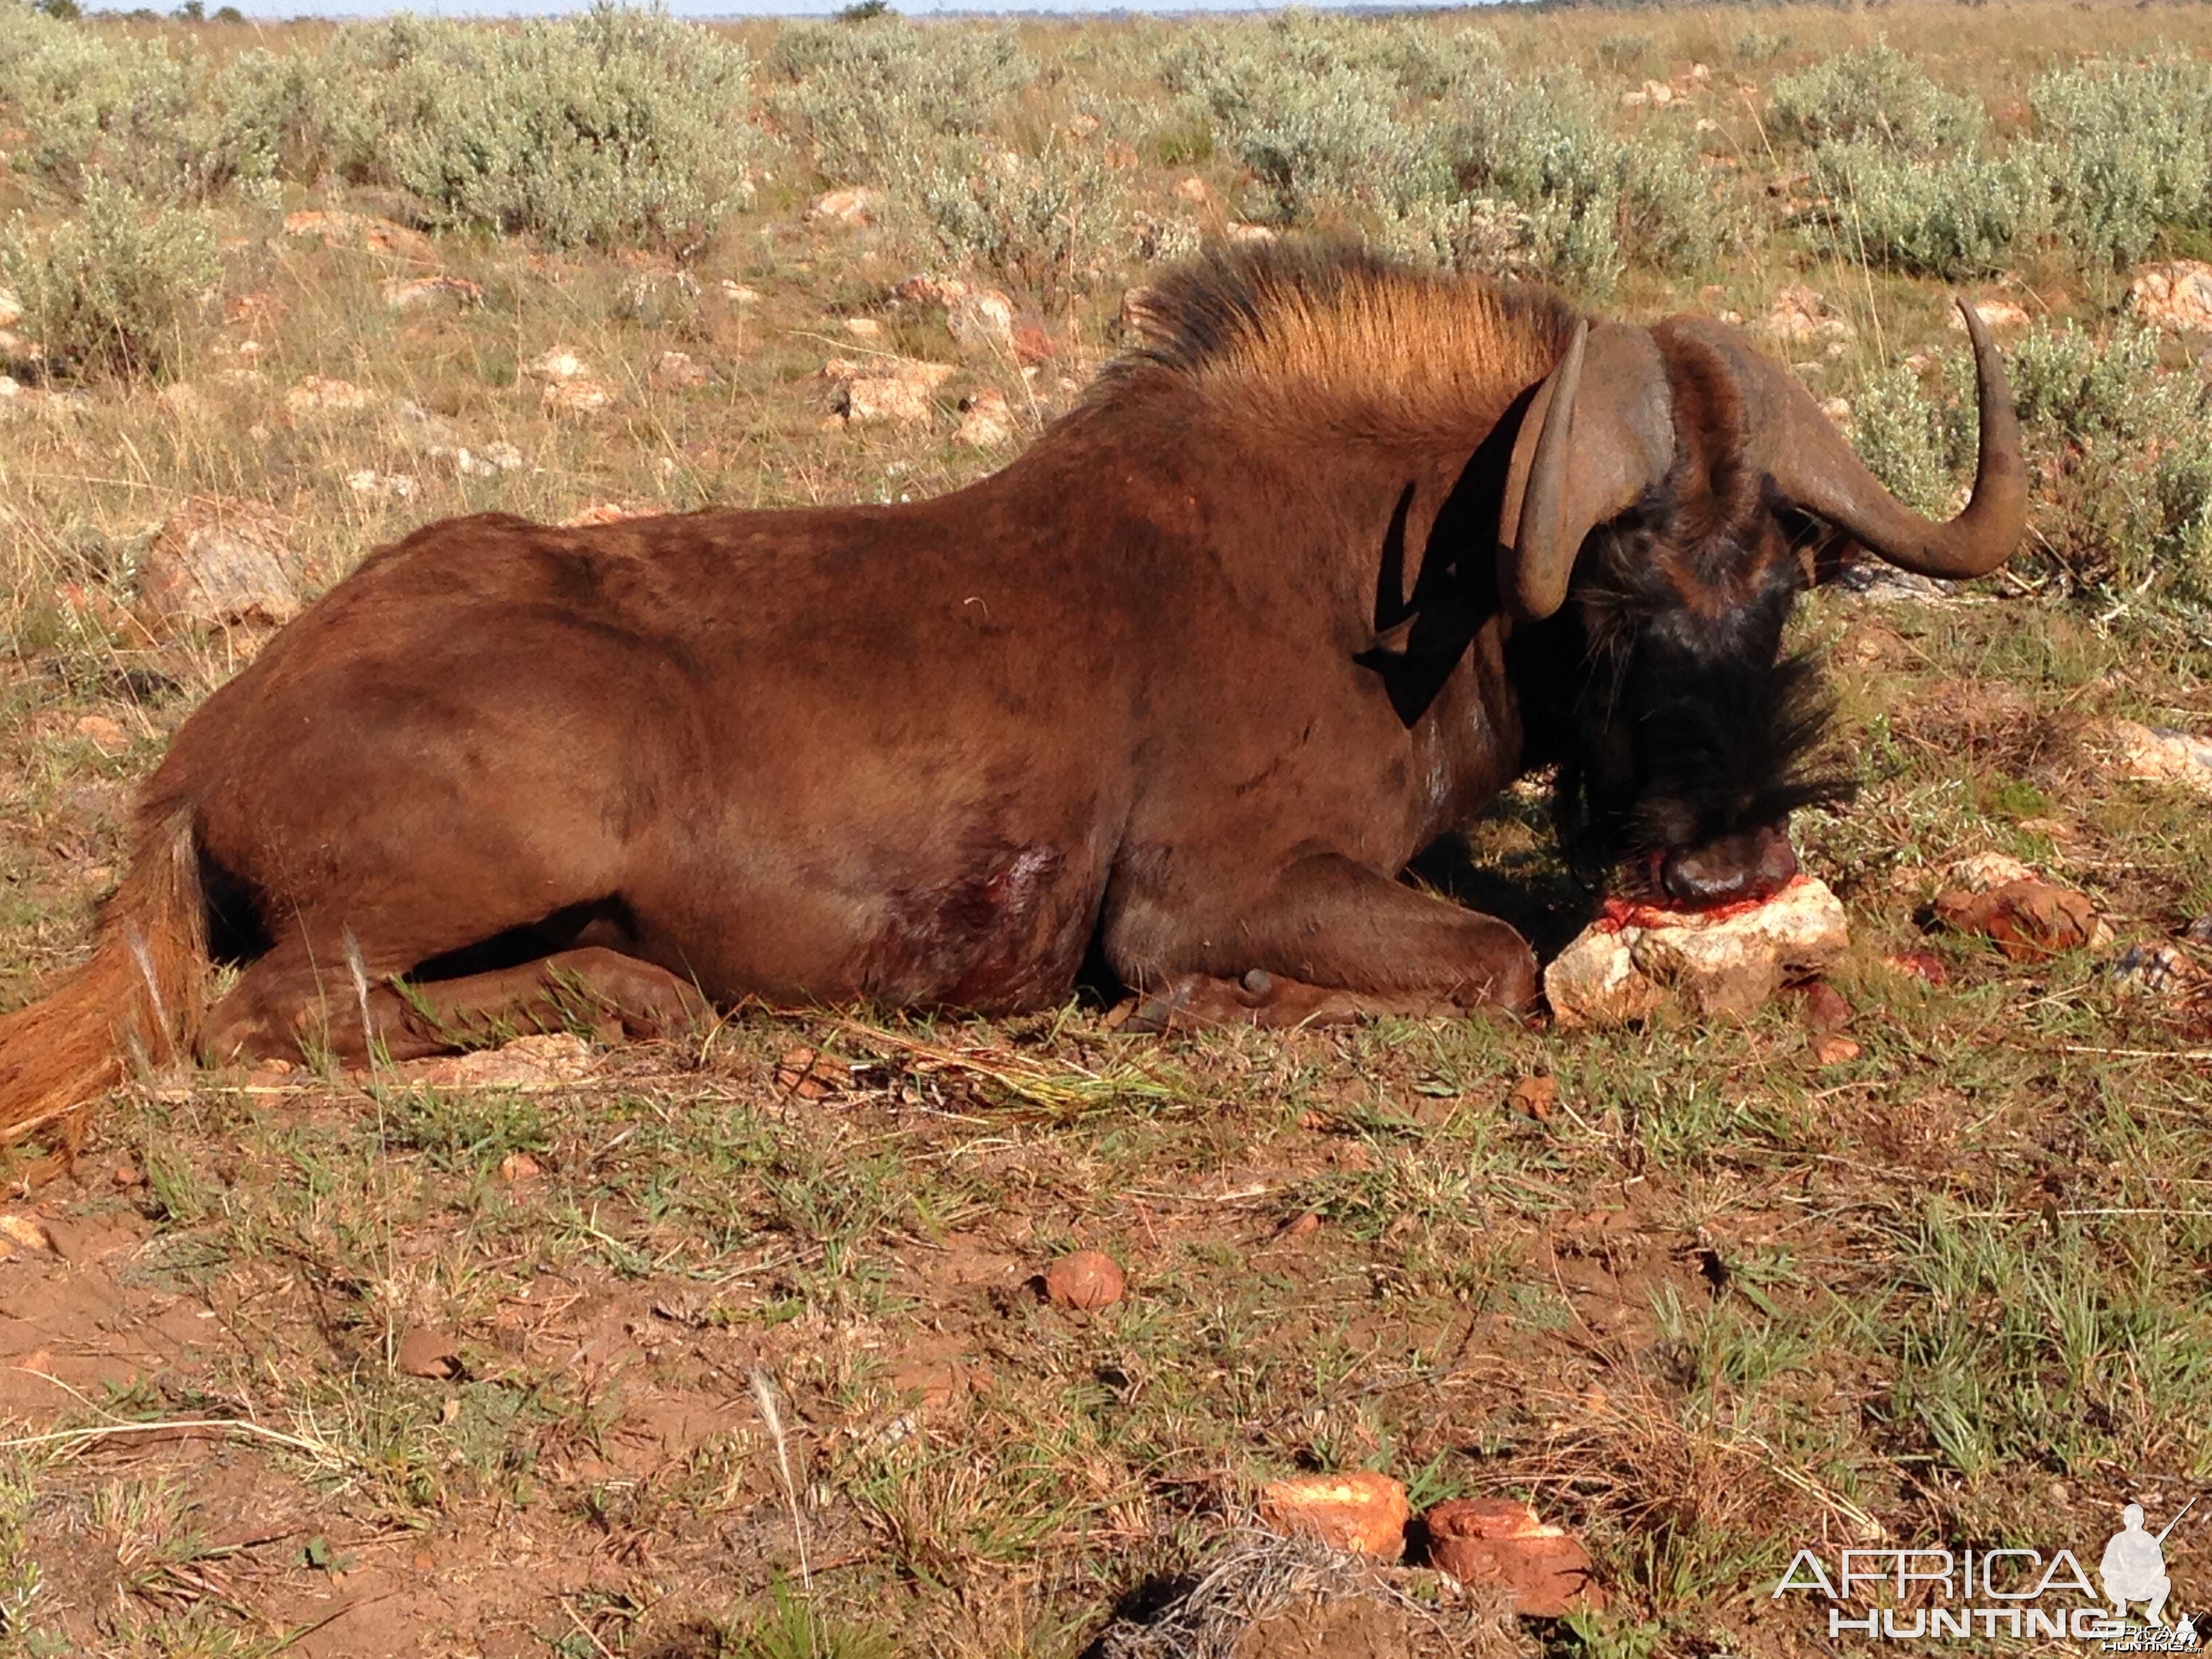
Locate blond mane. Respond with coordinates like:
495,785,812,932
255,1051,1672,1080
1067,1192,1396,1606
1101,242,1577,449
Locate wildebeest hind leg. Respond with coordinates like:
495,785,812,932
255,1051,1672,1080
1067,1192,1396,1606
203,946,708,1066
1109,851,1536,1030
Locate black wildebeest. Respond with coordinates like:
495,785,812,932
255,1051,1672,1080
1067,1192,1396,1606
0,243,2024,1156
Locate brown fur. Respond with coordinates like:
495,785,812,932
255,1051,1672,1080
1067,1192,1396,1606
0,819,203,1172
0,243,1853,1160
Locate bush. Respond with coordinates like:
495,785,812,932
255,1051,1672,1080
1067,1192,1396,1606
1850,322,2212,601
1770,45,1984,157
344,5,755,251
1813,144,2044,279
0,178,218,381
2033,56,2212,268
766,18,1029,188
914,140,1122,306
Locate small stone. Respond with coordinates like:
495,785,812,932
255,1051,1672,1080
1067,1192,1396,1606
497,1151,541,1183
1043,1248,1125,1311
947,288,1018,356
842,317,884,340
1883,949,1949,985
1818,396,1853,427
2127,260,2212,334
1934,878,2108,961
1259,1472,1410,1558
405,1033,594,1090
0,1214,52,1252
136,496,298,638
954,388,1015,449
540,377,618,417
774,1046,843,1099
806,186,884,227
1226,224,1277,245
649,350,708,391
284,375,375,417
1641,79,1675,106
110,1160,141,1188
411,1551,436,1572
1284,1211,1322,1240
1810,1034,1861,1065
1174,176,1210,204
2109,941,2208,999
2100,719,2212,797
74,714,127,751
381,275,483,313
396,1328,463,1380
344,470,415,500
1798,981,1852,1033
558,500,648,527
1947,298,2033,333
1011,318,1055,364
1511,1075,1557,1121
839,374,933,427
1425,1498,1601,1616
523,347,589,382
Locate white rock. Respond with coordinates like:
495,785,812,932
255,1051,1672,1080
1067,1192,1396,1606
840,374,935,426
720,281,762,306
0,375,19,400
649,349,708,391
1642,79,1675,106
284,375,376,417
2127,261,2212,335
806,186,884,227
843,316,885,340
2102,718,2212,796
954,388,1015,448
1545,876,1849,1027
345,469,415,499
524,347,590,382
540,377,618,417
135,497,298,636
1948,298,2033,333
947,288,1018,356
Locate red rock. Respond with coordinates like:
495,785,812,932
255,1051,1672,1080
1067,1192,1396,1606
774,1046,843,1099
396,1328,463,1380
1884,950,1948,985
1797,981,1852,1033
1934,878,2106,961
1511,1076,1557,1122
1010,317,1055,364
1811,1035,1861,1066
1425,1498,1601,1615
1043,1249,1124,1310
1260,1472,1410,1557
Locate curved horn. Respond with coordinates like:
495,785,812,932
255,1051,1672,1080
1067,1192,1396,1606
1759,298,2026,579
1497,321,1676,621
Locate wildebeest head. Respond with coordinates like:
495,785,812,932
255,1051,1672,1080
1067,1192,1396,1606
1502,303,2024,907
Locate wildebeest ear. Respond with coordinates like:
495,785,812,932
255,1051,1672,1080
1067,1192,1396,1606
1496,322,1675,621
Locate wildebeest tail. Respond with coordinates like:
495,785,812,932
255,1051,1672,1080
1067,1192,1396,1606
0,816,205,1179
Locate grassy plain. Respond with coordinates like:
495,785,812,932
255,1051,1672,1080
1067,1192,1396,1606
1,1,2211,1654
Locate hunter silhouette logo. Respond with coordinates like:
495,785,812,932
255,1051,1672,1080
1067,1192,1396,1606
2102,1500,2190,1626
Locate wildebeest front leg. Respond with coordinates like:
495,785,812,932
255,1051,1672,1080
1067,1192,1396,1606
1107,851,1537,1030
203,945,708,1065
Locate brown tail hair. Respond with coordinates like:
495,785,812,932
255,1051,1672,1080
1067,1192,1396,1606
0,817,206,1182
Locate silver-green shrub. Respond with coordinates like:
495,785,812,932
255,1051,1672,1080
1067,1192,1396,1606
1815,144,2045,279
1,178,218,380
765,18,1030,188
1770,44,1984,157
2033,55,2212,268
914,141,1122,306
343,5,754,251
